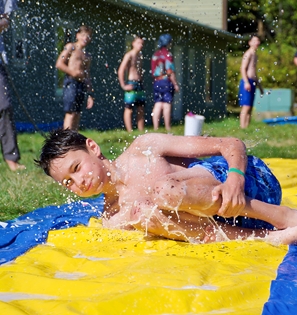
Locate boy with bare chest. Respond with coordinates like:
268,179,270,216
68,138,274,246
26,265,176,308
238,35,264,128
36,129,297,245
118,36,145,132
56,25,94,131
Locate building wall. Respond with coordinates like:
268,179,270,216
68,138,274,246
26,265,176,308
120,0,227,30
5,0,229,131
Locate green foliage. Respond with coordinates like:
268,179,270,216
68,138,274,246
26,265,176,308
227,42,297,107
227,0,297,105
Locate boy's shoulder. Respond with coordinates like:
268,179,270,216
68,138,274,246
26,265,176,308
129,133,171,151
123,49,135,59
62,42,76,52
243,48,253,58
66,42,75,48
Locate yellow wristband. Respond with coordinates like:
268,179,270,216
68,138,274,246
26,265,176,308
228,168,245,177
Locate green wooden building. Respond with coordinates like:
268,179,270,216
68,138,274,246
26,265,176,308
5,0,236,131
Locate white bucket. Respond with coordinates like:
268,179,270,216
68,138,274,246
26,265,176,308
184,114,205,136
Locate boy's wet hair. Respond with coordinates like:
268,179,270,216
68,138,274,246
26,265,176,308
132,33,144,40
35,128,88,176
77,25,92,35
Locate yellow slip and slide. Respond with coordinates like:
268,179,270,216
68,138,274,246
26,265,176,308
0,158,296,315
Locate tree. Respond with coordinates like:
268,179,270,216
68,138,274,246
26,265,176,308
227,0,297,107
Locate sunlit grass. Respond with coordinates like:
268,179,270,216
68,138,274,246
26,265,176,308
0,118,296,221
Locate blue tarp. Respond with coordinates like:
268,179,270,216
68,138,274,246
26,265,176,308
0,195,104,264
1,194,296,314
15,121,63,133
262,245,297,314
263,116,297,125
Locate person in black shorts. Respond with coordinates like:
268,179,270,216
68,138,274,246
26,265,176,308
0,0,25,171
56,25,94,131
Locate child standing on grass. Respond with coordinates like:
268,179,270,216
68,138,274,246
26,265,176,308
151,34,179,131
238,35,264,129
117,35,145,132
36,129,297,245
0,0,25,171
56,25,94,131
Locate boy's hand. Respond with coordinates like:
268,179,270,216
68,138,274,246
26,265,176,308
71,69,84,79
212,173,246,218
122,84,134,91
244,81,251,92
174,83,180,92
86,95,94,109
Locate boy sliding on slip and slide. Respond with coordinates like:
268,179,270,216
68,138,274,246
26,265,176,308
36,129,297,245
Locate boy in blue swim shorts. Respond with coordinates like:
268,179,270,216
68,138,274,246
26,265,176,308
188,155,281,230
56,25,94,131
37,131,297,245
123,79,145,122
118,36,145,132
238,35,264,129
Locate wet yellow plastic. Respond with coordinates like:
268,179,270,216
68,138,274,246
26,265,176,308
0,158,296,315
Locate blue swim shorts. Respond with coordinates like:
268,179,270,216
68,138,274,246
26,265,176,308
238,78,257,106
124,80,146,109
189,155,282,229
63,76,87,113
153,78,175,104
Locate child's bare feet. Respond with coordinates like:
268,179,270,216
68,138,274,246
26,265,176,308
5,160,26,171
266,226,297,246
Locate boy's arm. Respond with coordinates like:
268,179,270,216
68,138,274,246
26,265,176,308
137,134,247,217
84,54,94,109
168,71,179,92
118,53,133,91
166,56,179,92
105,197,208,242
55,43,81,78
240,51,251,91
132,200,213,242
0,14,10,33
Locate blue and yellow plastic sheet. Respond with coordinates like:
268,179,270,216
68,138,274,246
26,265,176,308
0,158,296,315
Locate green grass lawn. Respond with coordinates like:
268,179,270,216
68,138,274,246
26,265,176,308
1,118,296,221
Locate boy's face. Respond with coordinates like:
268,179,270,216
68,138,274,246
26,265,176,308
49,140,106,197
249,36,260,49
76,31,92,47
132,38,144,51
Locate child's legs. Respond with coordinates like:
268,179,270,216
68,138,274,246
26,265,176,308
162,103,172,131
152,102,163,130
123,107,133,132
203,221,269,243
63,77,83,131
240,198,297,230
63,112,80,131
152,166,297,230
136,105,144,131
240,105,253,128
